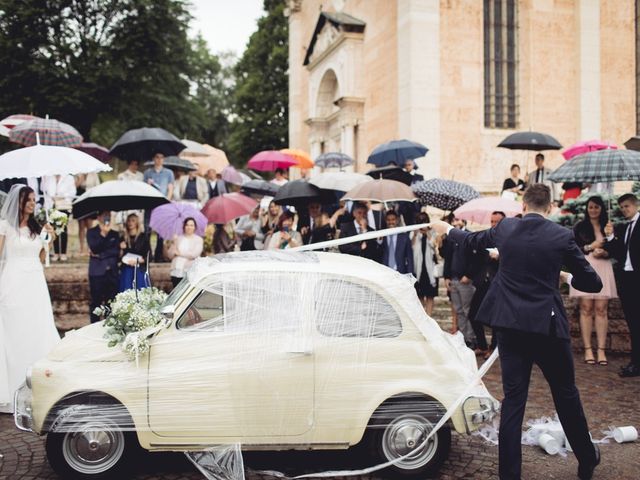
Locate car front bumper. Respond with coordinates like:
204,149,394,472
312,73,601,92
14,382,34,433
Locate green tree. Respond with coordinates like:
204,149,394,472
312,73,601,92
0,0,231,153
227,0,288,165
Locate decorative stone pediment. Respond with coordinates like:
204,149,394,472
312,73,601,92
303,11,365,67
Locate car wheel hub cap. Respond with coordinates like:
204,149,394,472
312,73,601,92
62,420,125,474
382,413,438,470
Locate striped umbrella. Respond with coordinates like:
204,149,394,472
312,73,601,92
548,149,640,183
76,142,110,162
412,178,480,210
8,118,83,147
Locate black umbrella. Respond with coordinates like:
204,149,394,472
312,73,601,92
143,156,197,172
623,136,640,151
273,180,333,207
497,131,562,151
240,179,280,197
109,127,186,161
72,180,170,219
367,139,428,167
366,165,413,186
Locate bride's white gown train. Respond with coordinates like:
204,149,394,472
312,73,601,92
0,219,60,413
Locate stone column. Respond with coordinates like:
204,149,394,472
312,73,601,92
397,0,440,178
285,1,304,148
576,0,601,139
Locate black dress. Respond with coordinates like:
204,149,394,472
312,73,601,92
415,235,439,298
501,178,525,193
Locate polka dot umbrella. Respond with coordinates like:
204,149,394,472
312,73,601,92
412,178,480,211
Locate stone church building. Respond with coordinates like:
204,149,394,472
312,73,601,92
286,0,636,192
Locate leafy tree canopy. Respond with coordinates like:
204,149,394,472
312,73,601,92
0,0,232,154
227,0,288,165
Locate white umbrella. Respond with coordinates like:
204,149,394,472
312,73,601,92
0,144,112,180
180,139,209,157
309,172,373,192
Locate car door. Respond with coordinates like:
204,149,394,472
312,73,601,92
147,271,314,442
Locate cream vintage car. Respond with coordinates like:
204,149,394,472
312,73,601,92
15,251,498,479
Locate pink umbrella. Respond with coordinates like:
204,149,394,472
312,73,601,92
221,165,244,185
201,193,257,224
247,150,298,171
562,140,617,160
149,203,208,239
454,197,522,225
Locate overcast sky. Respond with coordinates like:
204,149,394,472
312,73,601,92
188,0,265,56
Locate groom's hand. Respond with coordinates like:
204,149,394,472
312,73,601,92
429,220,451,236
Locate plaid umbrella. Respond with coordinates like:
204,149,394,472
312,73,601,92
547,149,640,183
412,178,480,210
8,118,83,147
498,131,562,151
315,152,354,169
0,114,39,137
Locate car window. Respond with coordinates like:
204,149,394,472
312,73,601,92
314,278,402,338
177,290,224,331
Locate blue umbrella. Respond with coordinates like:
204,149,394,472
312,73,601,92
367,139,428,167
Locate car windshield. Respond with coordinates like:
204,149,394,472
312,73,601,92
161,277,191,311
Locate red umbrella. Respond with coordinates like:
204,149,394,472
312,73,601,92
562,140,617,160
247,150,297,171
75,142,111,162
201,193,257,224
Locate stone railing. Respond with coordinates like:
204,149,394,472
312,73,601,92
45,263,172,334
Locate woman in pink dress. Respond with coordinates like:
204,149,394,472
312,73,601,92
570,196,618,366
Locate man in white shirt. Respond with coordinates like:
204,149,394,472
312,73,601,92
270,168,288,186
117,160,144,182
604,193,640,377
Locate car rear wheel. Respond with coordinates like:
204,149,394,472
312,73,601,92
45,407,136,479
365,398,451,478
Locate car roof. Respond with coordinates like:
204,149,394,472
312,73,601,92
187,250,410,287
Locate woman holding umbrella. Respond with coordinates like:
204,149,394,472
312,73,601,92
267,212,302,250
118,213,150,292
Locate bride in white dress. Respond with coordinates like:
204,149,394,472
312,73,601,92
0,184,60,413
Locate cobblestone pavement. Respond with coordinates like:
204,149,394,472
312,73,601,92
1,353,639,480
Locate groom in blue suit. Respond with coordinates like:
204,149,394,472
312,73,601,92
431,184,602,480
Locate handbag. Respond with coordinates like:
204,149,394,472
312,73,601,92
433,263,444,278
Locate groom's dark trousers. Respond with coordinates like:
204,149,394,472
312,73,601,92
449,213,602,479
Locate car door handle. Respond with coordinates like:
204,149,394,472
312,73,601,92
286,350,313,356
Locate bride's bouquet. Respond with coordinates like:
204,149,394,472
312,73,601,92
94,287,168,360
35,207,68,235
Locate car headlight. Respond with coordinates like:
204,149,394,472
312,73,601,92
25,366,32,389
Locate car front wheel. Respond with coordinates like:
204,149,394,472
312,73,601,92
366,398,451,478
45,408,136,479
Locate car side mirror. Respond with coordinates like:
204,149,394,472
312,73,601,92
160,305,175,325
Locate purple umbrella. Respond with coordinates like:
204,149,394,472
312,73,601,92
76,142,111,162
149,203,208,239
221,165,244,185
